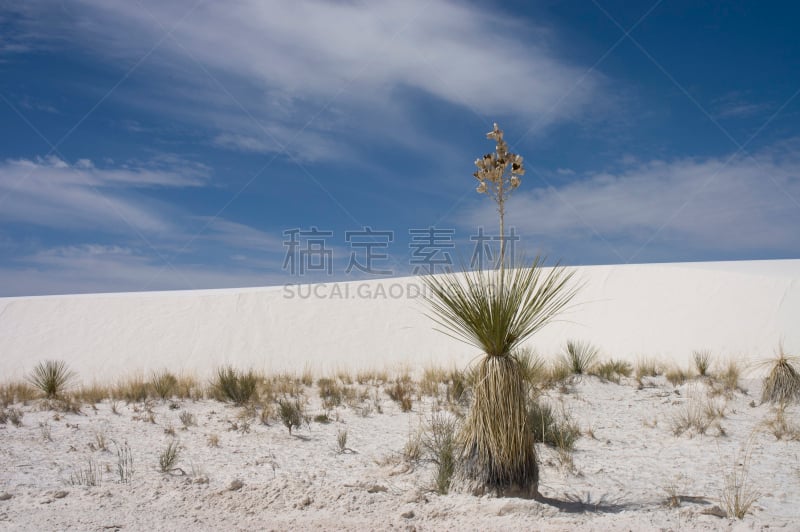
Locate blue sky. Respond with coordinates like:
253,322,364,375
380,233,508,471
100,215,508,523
1,0,799,296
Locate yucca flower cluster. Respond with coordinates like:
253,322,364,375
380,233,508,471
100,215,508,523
473,123,525,266
473,123,524,196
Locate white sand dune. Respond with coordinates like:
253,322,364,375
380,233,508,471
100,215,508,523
1,259,798,381
1,259,800,530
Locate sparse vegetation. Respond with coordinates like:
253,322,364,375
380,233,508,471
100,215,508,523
719,439,760,519
159,439,181,473
151,370,178,400
665,366,689,387
28,360,75,398
179,410,196,428
113,440,134,483
212,366,259,405
68,457,101,486
277,398,305,435
336,428,349,453
693,349,712,377
560,340,599,375
592,359,633,384
0,381,37,406
421,413,458,494
387,380,413,412
635,357,661,380
528,399,580,451
760,346,800,405
670,387,727,437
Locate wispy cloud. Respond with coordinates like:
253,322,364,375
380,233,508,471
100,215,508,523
8,0,609,159
464,141,800,261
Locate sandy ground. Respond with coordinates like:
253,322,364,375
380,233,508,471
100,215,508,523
1,374,799,531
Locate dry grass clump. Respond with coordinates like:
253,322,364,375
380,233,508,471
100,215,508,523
693,349,712,377
527,399,581,452
113,373,150,403
762,404,800,440
159,439,181,473
317,377,345,409
212,366,260,405
0,407,24,426
591,359,633,384
68,457,101,486
420,366,449,397
387,379,414,412
150,370,178,400
356,369,389,386
719,439,760,519
560,340,599,375
515,347,548,387
665,366,689,387
670,386,727,437
0,381,37,406
421,413,459,494
635,357,662,381
75,382,111,404
28,360,75,398
760,346,800,405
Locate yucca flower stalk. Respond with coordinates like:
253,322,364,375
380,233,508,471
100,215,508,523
422,258,577,495
473,123,524,272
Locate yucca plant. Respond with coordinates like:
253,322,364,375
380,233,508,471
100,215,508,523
28,360,75,398
422,258,577,496
560,340,599,375
760,346,800,404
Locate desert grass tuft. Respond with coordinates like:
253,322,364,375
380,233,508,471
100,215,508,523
387,380,414,412
422,413,458,494
635,357,662,380
665,366,689,387
150,370,178,400
0,381,37,406
692,349,712,377
528,399,580,451
68,457,101,486
212,366,259,405
760,346,800,405
591,359,633,384
159,439,181,473
560,340,599,375
113,373,150,403
28,360,75,398
719,438,760,519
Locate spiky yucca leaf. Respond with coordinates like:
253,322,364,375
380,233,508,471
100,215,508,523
421,258,578,495
760,348,800,404
28,360,75,398
422,258,577,358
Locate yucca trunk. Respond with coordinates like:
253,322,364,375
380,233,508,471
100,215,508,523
459,354,537,495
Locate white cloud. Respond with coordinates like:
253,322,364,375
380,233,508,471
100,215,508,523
9,1,608,159
0,156,209,234
464,142,800,260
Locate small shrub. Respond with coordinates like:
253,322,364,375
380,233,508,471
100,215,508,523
760,347,800,404
420,366,447,397
28,360,75,398
403,429,423,463
693,350,712,377
207,434,220,447
277,398,305,435
422,413,458,494
212,366,259,405
159,439,181,473
151,370,178,400
560,340,599,375
94,430,108,451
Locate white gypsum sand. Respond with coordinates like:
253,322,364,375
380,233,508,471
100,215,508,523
0,373,799,530
0,259,798,382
